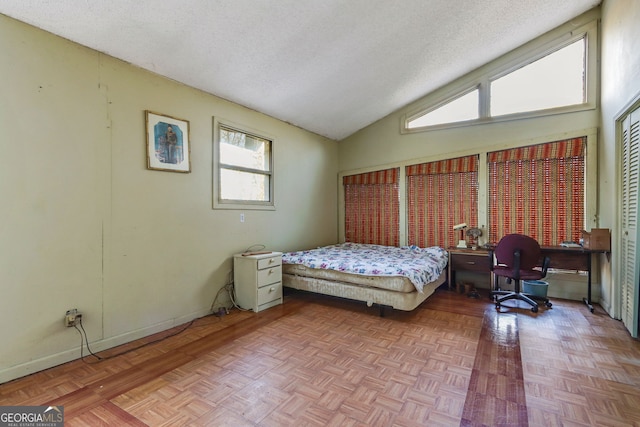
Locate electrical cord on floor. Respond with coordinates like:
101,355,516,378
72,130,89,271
75,319,101,362
73,315,200,365
73,268,259,364
210,281,231,314
228,281,249,311
210,269,249,313
210,270,235,314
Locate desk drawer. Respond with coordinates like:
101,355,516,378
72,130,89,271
451,254,490,272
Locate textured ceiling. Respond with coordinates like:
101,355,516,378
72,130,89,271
0,0,600,140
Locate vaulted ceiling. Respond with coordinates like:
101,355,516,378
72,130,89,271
0,0,600,140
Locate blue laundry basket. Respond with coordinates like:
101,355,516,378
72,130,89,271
523,280,549,297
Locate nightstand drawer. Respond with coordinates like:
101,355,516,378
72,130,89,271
450,254,490,272
447,248,492,291
258,256,282,270
258,282,282,305
258,265,282,287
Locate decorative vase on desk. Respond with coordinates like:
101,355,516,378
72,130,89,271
466,227,483,250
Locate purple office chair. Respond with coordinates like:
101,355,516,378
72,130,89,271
489,234,551,313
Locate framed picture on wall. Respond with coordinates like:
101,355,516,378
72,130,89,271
145,111,191,173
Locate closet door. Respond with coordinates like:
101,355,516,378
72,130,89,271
621,107,640,338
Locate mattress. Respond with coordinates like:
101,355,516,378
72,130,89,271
282,263,416,292
282,243,448,293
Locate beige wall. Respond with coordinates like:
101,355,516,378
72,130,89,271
3,0,639,383
338,8,601,171
337,0,640,322
338,9,605,303
338,0,640,318
599,0,640,317
0,15,338,383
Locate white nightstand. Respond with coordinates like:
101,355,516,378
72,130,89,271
233,251,283,312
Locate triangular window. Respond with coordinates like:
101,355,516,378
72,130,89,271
407,89,479,129
402,25,593,134
490,37,585,116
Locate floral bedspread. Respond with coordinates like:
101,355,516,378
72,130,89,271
282,243,448,293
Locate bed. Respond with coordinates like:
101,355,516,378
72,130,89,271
282,243,448,314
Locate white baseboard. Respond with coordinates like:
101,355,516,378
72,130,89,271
0,308,211,385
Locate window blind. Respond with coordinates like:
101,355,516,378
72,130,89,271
343,168,400,246
488,137,585,246
406,155,479,248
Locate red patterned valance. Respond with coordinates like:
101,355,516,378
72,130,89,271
488,137,585,163
343,168,399,185
406,155,478,176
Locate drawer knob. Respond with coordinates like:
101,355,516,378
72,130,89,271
269,287,275,292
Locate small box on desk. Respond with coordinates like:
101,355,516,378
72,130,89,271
581,228,610,251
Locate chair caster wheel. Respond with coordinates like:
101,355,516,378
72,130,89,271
495,303,501,310
531,306,539,313
545,302,553,308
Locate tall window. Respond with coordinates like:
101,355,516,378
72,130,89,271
215,124,274,208
406,156,478,248
488,137,585,246
343,168,399,246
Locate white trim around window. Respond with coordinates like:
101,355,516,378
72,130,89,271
212,117,276,211
400,14,599,134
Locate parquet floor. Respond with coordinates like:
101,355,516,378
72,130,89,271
1,287,639,426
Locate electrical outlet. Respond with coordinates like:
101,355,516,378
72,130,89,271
64,309,81,327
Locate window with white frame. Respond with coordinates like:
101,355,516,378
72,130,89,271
406,88,479,129
213,120,274,209
490,38,586,116
403,19,596,132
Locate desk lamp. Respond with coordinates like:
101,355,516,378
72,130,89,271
453,223,468,248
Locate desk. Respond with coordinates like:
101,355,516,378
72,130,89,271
540,246,607,313
448,246,607,313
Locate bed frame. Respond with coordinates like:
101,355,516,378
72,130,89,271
283,270,446,316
